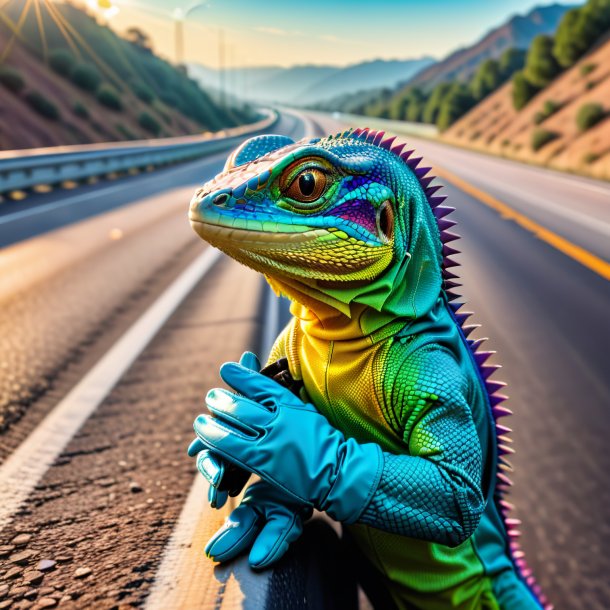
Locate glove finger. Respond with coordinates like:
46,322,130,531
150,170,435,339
220,362,304,408
196,449,225,487
205,505,261,563
206,388,274,429
239,351,261,372
248,512,304,569
187,437,206,457
208,484,229,509
193,414,256,471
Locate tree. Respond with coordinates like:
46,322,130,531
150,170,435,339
125,27,153,53
437,83,475,131
512,70,539,110
524,35,561,88
553,1,610,68
422,83,452,124
499,48,526,80
470,59,502,101
405,88,426,122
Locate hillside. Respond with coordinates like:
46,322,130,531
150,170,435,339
407,3,573,92
442,35,610,180
188,57,435,106
0,1,253,150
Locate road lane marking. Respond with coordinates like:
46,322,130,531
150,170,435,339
0,246,222,531
145,280,281,610
435,166,610,282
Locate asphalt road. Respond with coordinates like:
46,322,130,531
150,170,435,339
0,109,608,609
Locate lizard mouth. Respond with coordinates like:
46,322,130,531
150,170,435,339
189,219,327,246
189,218,394,283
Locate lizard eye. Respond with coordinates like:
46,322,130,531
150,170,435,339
284,168,327,203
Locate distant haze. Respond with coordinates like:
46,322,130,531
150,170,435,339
187,57,436,105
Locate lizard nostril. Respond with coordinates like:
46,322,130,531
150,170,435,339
213,192,230,206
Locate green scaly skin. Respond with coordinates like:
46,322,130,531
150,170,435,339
188,129,551,610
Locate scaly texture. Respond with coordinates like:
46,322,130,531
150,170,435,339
188,128,551,610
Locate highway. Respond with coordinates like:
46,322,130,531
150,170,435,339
0,109,608,609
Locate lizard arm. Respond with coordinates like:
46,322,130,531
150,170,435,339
359,347,485,547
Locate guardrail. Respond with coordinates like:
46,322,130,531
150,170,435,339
0,109,279,195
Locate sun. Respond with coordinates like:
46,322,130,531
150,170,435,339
85,0,120,19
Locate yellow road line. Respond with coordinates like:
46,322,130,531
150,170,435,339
434,166,610,282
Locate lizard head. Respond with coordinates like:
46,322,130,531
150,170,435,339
189,129,454,322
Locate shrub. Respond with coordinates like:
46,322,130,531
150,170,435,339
502,139,510,147
576,103,605,132
531,128,559,151
580,63,597,77
71,62,102,92
585,80,596,91
131,80,154,104
512,71,539,110
534,99,562,124
25,91,60,120
0,66,25,93
582,151,600,164
49,49,76,77
138,111,161,135
96,84,123,111
73,101,89,119
116,123,136,139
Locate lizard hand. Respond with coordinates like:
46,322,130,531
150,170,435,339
193,359,383,523
205,480,311,569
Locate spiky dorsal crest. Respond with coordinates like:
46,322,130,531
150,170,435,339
324,126,553,610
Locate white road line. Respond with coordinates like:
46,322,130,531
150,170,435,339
145,282,282,610
0,246,222,531
146,112,314,610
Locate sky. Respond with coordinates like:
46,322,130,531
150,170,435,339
96,0,578,69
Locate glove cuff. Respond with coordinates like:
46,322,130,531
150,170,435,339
321,440,384,524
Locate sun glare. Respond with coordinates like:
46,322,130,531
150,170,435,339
85,0,119,19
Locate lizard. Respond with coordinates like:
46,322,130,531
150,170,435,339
186,128,552,610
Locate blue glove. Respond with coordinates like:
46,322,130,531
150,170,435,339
192,359,384,524
204,480,312,569
188,352,261,508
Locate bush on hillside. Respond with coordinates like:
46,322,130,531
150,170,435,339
49,49,76,76
116,123,137,140
73,101,90,119
96,84,123,111
71,62,102,92
534,99,562,124
131,80,155,104
512,71,539,110
531,128,559,151
25,91,61,120
0,65,25,93
138,111,161,135
524,35,562,88
576,103,605,131
580,63,597,77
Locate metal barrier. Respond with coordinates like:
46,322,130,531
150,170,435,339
0,109,279,194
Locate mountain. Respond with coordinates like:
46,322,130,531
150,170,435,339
188,57,436,106
406,3,575,92
0,2,253,150
441,34,610,181
297,58,436,105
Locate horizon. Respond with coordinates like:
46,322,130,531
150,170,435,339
90,0,581,69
